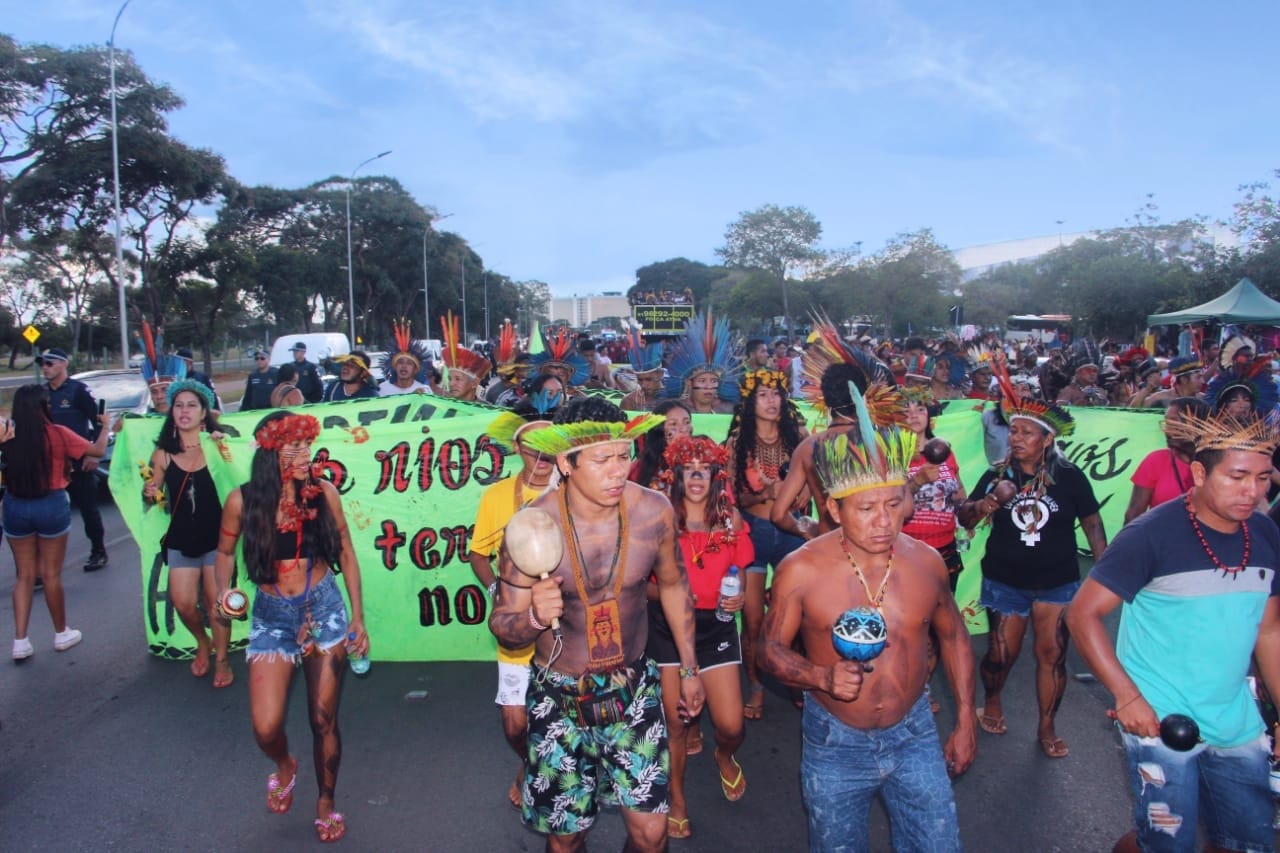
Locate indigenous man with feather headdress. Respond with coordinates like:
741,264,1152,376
378,318,434,396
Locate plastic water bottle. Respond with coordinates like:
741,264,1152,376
954,523,971,553
716,566,741,623
347,632,370,675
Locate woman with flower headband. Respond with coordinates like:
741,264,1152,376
213,411,366,843
958,365,1107,759
629,399,693,489
142,379,234,687
724,367,808,721
648,436,754,838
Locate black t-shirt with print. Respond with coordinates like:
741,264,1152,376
972,462,1100,590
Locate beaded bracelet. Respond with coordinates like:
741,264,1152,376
679,665,700,679
529,605,549,632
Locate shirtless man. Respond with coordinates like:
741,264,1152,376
760,427,977,853
489,397,705,853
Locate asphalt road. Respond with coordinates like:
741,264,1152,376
1,500,1158,852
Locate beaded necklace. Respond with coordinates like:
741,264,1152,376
560,486,629,596
1184,491,1249,576
840,534,894,609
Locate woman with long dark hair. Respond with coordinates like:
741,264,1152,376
214,411,366,842
629,399,693,489
5,384,109,660
647,436,754,838
143,379,232,686
723,369,807,720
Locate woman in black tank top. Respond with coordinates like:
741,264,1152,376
213,411,367,842
143,380,231,686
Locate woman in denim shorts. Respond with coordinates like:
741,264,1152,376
212,412,368,843
4,384,110,661
958,388,1107,759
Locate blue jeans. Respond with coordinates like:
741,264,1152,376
1119,726,1274,853
801,693,961,853
746,512,805,575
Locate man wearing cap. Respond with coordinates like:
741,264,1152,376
1068,409,1280,853
40,348,108,571
288,341,323,403
489,397,704,851
240,351,277,411
322,352,378,402
176,347,220,410
1142,356,1204,409
761,424,976,853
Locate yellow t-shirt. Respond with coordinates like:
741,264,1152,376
472,476,551,665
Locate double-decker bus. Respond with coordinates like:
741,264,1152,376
1006,314,1072,345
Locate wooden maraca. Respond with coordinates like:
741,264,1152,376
1159,714,1201,752
921,438,951,465
504,507,566,637
990,480,1018,505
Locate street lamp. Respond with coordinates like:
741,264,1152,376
423,212,453,344
345,149,392,344
109,0,132,368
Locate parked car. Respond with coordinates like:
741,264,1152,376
72,369,150,489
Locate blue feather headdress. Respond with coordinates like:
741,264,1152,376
626,327,665,376
662,312,741,402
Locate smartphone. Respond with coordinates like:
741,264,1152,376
97,399,106,416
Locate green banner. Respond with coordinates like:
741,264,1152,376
111,398,1166,660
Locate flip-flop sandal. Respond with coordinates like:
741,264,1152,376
190,651,210,678
743,685,765,721
667,816,692,839
315,812,346,843
977,711,1008,735
1039,737,1070,759
213,658,234,689
267,757,298,814
717,751,746,802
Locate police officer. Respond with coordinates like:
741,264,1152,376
240,350,277,411
40,348,107,571
289,342,323,403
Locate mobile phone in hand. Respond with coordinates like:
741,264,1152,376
97,399,106,416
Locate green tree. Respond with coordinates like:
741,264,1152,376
629,258,727,306
716,204,824,340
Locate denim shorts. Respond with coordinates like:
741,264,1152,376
980,577,1080,618
801,693,961,853
1119,725,1274,853
746,513,806,575
167,549,218,570
247,572,349,664
3,492,71,539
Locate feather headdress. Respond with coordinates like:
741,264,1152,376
521,413,665,457
1220,335,1257,372
485,387,562,451
1205,365,1278,417
530,324,591,386
1163,409,1280,456
662,312,741,401
135,319,187,384
439,310,491,382
377,318,433,385
626,327,665,376
813,428,918,500
493,320,523,378
801,316,904,427
993,355,1074,436
966,345,997,374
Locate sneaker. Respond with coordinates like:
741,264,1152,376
53,628,82,651
84,550,108,572
12,637,33,660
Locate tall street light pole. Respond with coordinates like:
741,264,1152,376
109,0,132,368
422,212,453,343
483,271,490,341
345,149,391,344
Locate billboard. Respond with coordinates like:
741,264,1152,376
633,303,696,334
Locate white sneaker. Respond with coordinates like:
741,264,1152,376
12,637,33,660
53,628,82,651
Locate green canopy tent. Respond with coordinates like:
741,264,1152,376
1147,278,1280,326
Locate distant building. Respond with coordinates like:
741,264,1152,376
549,293,632,328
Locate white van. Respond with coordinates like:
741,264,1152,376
268,333,351,369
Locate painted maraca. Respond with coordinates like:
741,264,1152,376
990,480,1018,505
218,588,248,620
832,607,888,672
504,507,566,637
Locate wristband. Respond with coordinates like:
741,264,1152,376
679,665,700,679
529,605,549,632
1115,693,1141,713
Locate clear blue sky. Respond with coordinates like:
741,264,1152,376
11,1,1280,297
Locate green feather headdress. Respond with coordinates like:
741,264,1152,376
814,428,917,500
521,413,665,457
